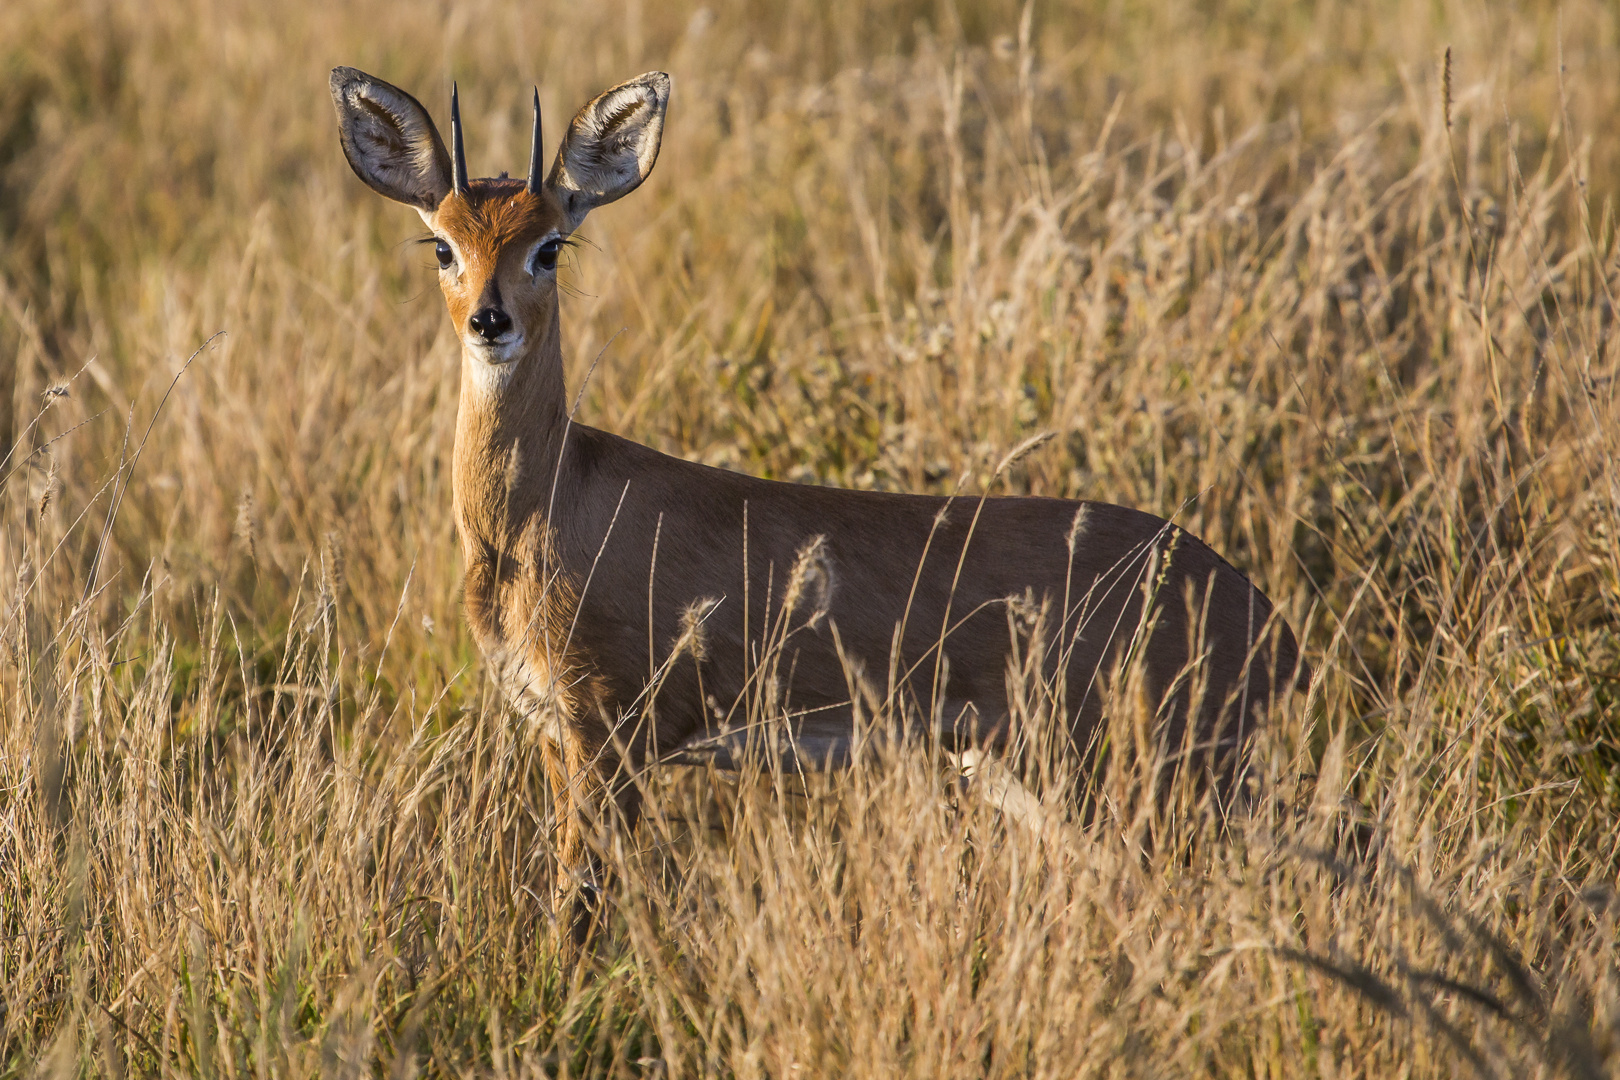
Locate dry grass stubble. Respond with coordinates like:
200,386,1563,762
3,0,1620,1075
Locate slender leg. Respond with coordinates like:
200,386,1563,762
539,733,593,946
576,752,651,946
544,728,653,948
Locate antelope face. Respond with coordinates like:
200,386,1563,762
425,183,570,368
331,67,670,380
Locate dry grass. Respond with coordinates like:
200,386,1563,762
4,0,1620,1075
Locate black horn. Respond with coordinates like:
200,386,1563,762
450,82,469,195
525,87,543,195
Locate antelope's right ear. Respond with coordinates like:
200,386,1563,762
330,67,452,214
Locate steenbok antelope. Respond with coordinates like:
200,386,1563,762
331,67,1302,938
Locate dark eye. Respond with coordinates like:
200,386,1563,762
532,238,562,274
434,239,453,270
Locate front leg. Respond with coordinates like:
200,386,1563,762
540,729,644,948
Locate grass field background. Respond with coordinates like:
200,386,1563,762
4,0,1620,1075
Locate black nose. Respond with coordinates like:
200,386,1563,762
469,307,512,341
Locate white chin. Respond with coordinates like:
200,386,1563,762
466,338,524,366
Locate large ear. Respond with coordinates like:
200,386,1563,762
547,72,670,230
330,67,452,212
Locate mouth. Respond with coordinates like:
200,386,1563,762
466,335,525,364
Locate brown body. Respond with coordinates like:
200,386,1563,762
466,405,1293,769
331,68,1301,933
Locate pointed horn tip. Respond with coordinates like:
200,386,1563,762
449,81,469,195
525,85,544,195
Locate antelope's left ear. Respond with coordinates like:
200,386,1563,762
547,72,670,230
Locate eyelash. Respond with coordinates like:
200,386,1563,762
417,235,456,271
531,238,564,274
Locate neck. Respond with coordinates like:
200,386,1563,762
452,312,569,560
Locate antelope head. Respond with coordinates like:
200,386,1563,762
330,67,670,383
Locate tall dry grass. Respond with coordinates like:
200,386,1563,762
3,0,1619,1075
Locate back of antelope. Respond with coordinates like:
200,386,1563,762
331,66,1304,940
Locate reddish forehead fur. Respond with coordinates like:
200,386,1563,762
434,178,564,260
